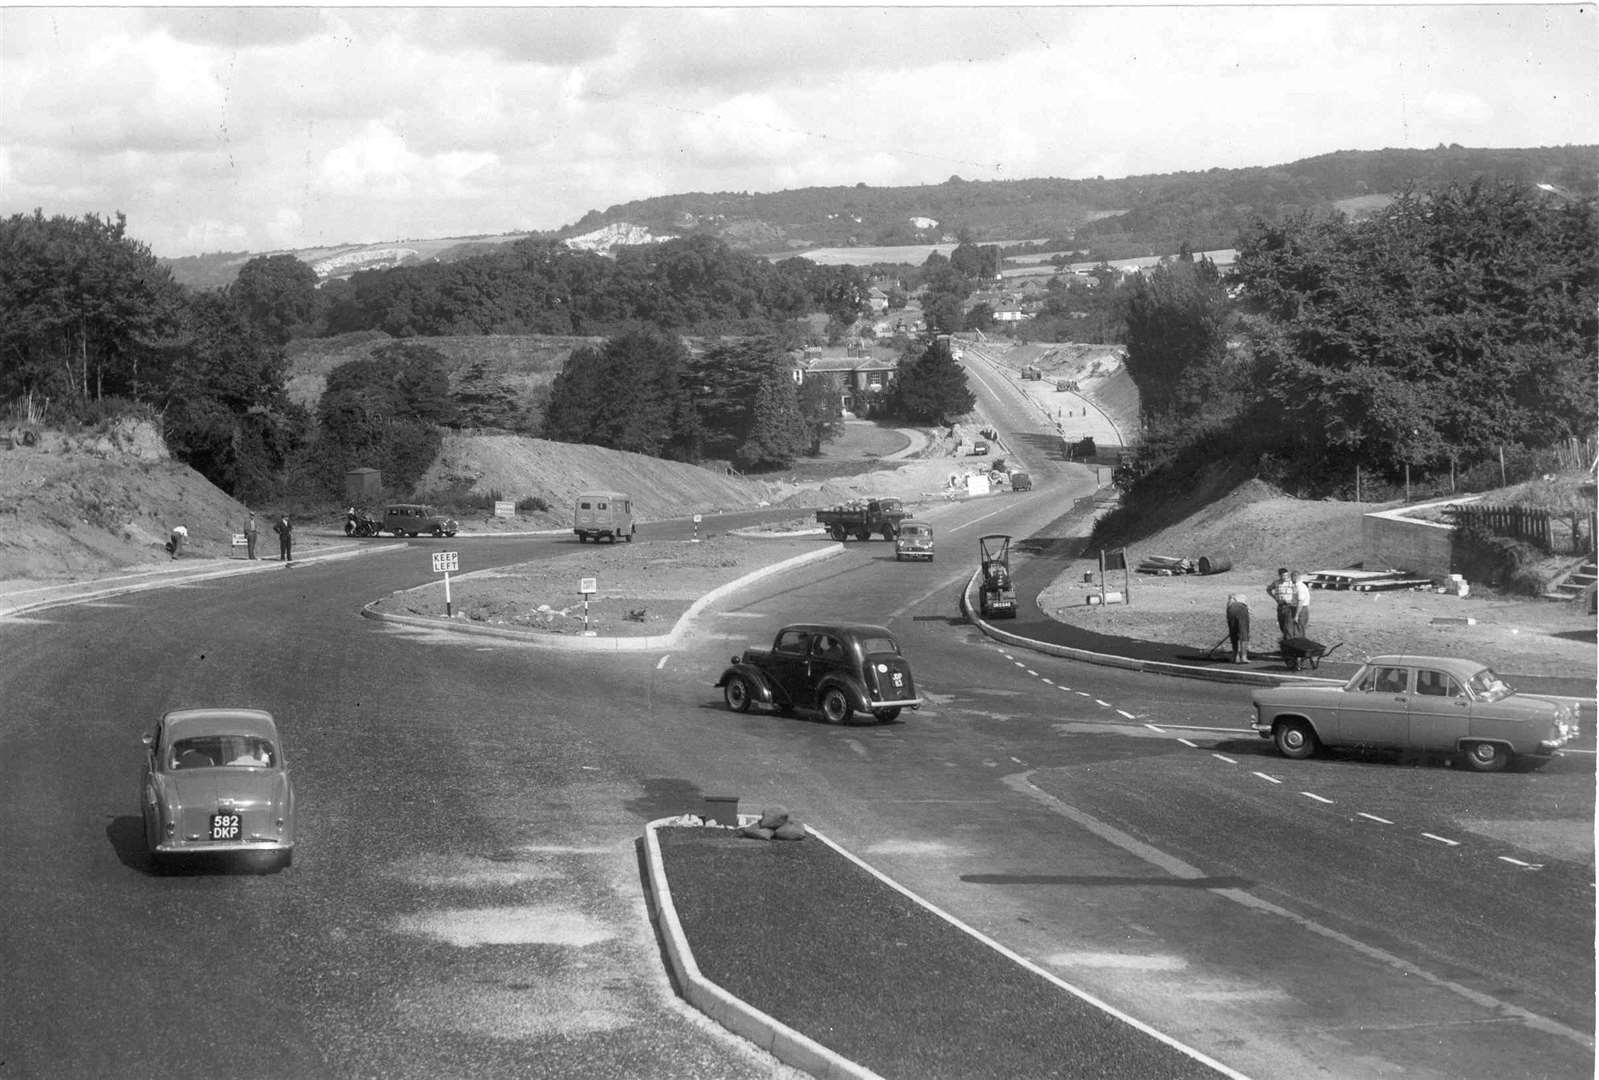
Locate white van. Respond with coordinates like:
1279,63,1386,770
573,491,635,543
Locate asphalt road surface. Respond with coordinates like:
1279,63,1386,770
1,375,1592,1078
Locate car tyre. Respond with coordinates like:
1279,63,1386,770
829,526,847,542
1461,741,1510,773
821,687,855,725
1274,719,1319,759
724,676,754,713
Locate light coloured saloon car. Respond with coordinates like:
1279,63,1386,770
1251,655,1577,771
141,708,295,870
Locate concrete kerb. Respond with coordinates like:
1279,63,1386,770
960,568,1344,689
0,542,395,619
643,817,881,1080
359,544,846,651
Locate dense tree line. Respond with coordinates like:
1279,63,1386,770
1109,179,1597,511
0,210,307,503
542,328,843,472
320,235,866,339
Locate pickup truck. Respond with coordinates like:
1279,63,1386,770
716,623,921,724
815,497,909,541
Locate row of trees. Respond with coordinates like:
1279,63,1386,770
542,329,847,471
316,235,871,339
1111,180,1596,506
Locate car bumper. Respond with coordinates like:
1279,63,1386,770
868,696,922,709
154,839,293,855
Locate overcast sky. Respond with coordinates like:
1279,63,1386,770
3,4,1594,259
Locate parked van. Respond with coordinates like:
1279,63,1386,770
574,491,635,543
383,503,458,537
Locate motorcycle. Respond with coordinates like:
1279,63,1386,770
345,507,382,538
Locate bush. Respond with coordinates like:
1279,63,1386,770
1452,519,1545,594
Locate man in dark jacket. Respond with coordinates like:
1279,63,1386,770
273,515,293,562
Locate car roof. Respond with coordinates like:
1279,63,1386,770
162,708,279,740
577,490,629,498
386,503,434,510
1364,656,1491,677
781,623,896,638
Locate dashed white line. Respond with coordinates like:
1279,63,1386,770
1076,691,1091,697
1300,792,1335,805
1212,753,1236,763
1422,833,1460,847
1122,711,1142,722
1498,856,1543,869
1357,812,1394,825
1177,738,1198,748
1253,772,1283,785
1041,677,1054,685
1094,699,1111,708
1025,669,1039,677
656,655,670,669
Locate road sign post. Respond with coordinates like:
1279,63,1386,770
579,576,597,636
692,513,702,543
432,550,460,616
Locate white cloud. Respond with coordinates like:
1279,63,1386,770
2,5,1593,257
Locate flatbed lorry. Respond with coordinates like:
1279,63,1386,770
815,498,909,541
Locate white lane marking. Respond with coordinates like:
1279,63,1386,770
1076,691,1091,697
946,505,1012,533
1094,699,1111,708
1127,713,1146,723
1041,677,1054,685
1178,738,1198,748
1498,856,1543,869
1358,812,1394,825
656,655,670,669
845,738,868,757
1212,753,1236,763
1006,772,1593,1051
1025,669,1039,677
1422,833,1460,847
1253,772,1283,784
1300,792,1335,805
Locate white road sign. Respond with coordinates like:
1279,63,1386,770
432,551,460,573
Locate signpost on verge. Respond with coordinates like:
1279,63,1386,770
432,550,459,616
692,513,702,543
579,576,597,636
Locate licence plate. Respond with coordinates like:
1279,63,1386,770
210,813,242,841
891,672,904,687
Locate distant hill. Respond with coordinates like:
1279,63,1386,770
161,145,1596,288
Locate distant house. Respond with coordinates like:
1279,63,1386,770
992,304,1028,323
799,351,903,417
866,287,890,313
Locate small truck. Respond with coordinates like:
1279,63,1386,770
815,497,909,542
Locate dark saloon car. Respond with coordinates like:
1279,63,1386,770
717,623,921,724
141,708,296,870
1251,655,1578,771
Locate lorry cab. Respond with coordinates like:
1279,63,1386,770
574,491,635,543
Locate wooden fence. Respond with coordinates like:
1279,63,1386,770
1444,503,1597,556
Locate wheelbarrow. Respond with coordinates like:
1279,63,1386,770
1280,637,1343,672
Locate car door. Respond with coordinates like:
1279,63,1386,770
767,629,814,706
1334,663,1412,747
1405,667,1471,751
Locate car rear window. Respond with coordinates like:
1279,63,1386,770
859,635,900,655
171,735,276,769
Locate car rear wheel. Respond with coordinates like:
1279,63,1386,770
724,676,754,713
1274,719,1319,759
820,687,854,725
1461,741,1510,772
873,707,901,723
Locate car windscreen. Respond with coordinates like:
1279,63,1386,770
170,735,276,769
1466,667,1513,701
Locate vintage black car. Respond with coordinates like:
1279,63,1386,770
717,623,921,724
